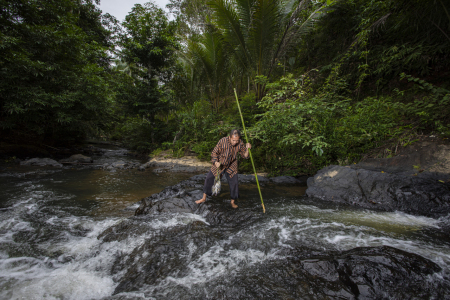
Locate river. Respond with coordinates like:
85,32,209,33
1,146,450,299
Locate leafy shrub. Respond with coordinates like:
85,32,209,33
251,74,406,172
399,74,450,136
111,117,154,152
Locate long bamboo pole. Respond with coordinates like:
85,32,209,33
234,88,266,213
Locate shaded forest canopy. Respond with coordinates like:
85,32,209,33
1,0,449,175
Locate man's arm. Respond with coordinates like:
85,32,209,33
211,139,223,165
239,141,251,159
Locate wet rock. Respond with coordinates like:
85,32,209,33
134,174,303,228
99,219,222,295
216,245,447,299
306,165,450,217
141,155,211,173
102,160,141,171
134,176,263,228
98,218,160,243
238,174,270,183
20,158,63,167
60,154,93,164
134,184,199,216
101,215,449,299
270,176,301,184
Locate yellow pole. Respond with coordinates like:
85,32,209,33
234,88,266,213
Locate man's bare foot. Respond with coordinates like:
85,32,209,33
195,198,206,204
195,193,207,204
230,200,238,209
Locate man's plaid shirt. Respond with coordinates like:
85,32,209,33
210,136,249,178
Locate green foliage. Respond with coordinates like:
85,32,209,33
111,117,154,152
0,0,118,145
120,2,178,80
108,2,181,150
208,0,333,99
151,148,163,156
224,92,258,128
3,0,449,178
298,0,450,94
192,141,217,159
399,74,450,135
119,2,179,117
184,27,230,111
251,74,406,172
4,156,17,163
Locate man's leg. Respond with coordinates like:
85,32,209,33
196,171,215,204
225,172,239,208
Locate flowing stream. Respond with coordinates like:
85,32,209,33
1,146,450,299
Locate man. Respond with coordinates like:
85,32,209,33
196,129,251,208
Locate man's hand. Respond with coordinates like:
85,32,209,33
215,161,221,168
243,143,252,159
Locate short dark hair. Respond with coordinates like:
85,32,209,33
230,129,241,137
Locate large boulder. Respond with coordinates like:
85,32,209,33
20,158,62,167
306,165,450,217
100,212,448,299
99,220,220,296
133,174,303,227
223,245,446,299
134,173,302,219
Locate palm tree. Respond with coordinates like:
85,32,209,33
113,59,140,80
209,0,332,100
186,26,231,111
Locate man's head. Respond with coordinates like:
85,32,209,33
229,129,241,146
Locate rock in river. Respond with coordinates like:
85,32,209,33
134,173,301,225
20,157,63,167
224,245,445,299
307,138,450,217
306,165,450,217
102,160,141,171
60,154,93,164
101,215,447,298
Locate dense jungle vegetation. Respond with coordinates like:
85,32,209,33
1,0,450,175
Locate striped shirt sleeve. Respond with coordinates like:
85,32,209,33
211,138,223,164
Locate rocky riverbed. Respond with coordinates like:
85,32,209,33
2,140,450,299
95,172,450,298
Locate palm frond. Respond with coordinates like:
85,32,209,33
209,0,253,69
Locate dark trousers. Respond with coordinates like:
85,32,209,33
203,170,239,199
